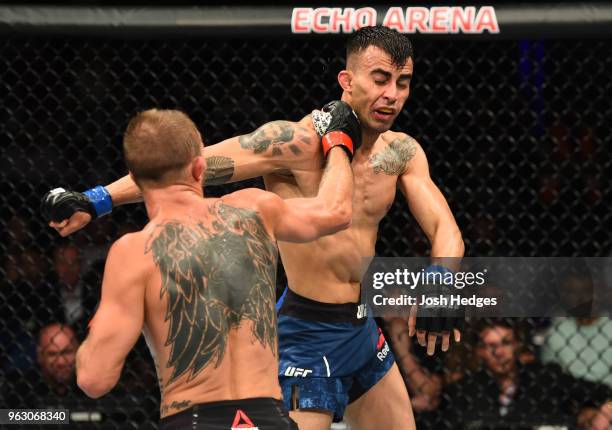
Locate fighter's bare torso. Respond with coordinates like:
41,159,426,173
132,196,281,418
265,115,417,303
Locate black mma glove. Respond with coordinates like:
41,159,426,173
312,100,362,160
415,265,465,334
41,186,112,222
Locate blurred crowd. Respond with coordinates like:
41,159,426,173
0,215,158,429
1,212,610,429
383,317,612,429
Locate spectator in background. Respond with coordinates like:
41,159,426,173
438,319,611,430
383,316,449,430
75,216,114,275
3,247,52,330
1,323,147,428
53,243,85,325
1,246,54,374
37,323,79,398
541,268,612,388
52,242,99,336
3,324,88,408
4,214,31,259
467,213,497,256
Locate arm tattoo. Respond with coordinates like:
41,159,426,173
369,137,417,175
146,203,278,386
205,156,235,185
288,144,302,155
239,121,295,154
160,400,192,415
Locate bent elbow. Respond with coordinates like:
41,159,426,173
332,202,352,232
77,370,114,399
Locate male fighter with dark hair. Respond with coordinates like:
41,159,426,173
44,26,463,429
70,106,357,429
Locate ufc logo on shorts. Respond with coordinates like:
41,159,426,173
284,366,313,377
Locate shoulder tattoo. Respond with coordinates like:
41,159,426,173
369,136,417,175
239,121,294,154
239,121,312,156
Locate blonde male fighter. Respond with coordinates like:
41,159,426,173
67,107,357,429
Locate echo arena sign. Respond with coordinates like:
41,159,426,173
291,6,499,34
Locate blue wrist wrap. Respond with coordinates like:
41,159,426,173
83,185,113,218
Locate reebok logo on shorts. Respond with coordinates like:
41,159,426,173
377,341,390,361
231,409,259,430
376,328,390,361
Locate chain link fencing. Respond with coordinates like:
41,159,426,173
1,30,611,429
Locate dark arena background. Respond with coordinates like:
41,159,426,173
1,2,611,429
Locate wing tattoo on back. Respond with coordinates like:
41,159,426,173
145,202,278,386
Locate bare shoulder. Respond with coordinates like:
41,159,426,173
210,189,278,240
369,131,422,176
221,188,282,227
109,231,144,258
220,188,269,209
106,231,151,278
381,131,422,153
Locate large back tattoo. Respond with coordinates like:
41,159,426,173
145,202,277,386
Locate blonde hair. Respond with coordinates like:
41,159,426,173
123,109,202,186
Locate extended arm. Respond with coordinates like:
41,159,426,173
108,119,319,204
76,236,145,398
45,119,319,236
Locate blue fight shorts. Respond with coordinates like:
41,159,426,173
277,288,395,422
